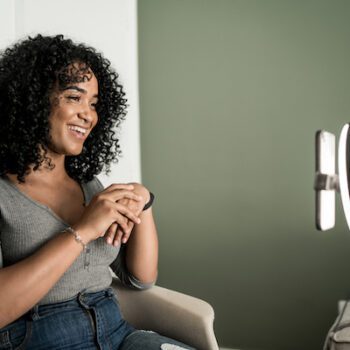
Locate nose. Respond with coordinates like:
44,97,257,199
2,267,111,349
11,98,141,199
78,104,95,126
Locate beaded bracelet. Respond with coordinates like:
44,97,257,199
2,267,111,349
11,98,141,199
143,192,154,211
64,226,87,251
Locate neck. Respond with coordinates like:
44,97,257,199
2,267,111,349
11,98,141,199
8,151,71,185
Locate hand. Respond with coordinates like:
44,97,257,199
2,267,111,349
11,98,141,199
72,184,143,243
104,183,150,246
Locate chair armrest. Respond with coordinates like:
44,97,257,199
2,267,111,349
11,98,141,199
111,277,219,350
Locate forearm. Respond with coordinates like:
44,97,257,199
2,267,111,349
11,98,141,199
125,207,158,284
0,231,83,328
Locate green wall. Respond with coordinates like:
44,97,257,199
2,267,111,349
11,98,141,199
138,1,350,349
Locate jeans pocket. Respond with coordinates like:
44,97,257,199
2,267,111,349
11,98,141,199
110,293,120,307
0,319,32,350
0,329,11,350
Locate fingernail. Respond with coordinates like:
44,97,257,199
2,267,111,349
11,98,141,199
137,218,141,224
107,237,112,244
114,241,119,246
122,238,127,243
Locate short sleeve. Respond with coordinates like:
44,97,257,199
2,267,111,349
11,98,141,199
93,176,104,191
110,244,155,290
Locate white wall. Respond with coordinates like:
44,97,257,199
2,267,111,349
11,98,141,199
0,0,141,185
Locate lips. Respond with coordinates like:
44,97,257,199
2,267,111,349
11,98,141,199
67,124,89,140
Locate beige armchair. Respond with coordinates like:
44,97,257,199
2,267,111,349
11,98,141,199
111,277,219,350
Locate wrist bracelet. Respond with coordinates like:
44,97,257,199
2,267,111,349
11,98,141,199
143,191,154,211
64,226,87,251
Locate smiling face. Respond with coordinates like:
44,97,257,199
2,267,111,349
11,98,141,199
47,65,99,156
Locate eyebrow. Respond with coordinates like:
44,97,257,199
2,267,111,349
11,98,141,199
62,86,98,98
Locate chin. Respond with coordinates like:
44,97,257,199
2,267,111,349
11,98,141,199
64,141,85,155
51,144,83,156
48,136,85,156
67,147,84,156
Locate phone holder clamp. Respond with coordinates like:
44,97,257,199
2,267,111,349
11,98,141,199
314,172,339,191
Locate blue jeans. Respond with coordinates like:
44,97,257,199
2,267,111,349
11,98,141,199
0,288,195,350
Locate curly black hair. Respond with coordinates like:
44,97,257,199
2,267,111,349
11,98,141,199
0,34,127,183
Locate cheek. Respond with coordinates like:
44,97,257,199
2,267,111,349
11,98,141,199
92,113,99,128
57,105,74,120
49,106,72,127
48,121,63,143
48,113,68,137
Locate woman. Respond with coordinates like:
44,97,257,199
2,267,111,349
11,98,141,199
0,35,194,350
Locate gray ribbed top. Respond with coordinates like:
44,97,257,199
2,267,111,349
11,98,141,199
0,175,150,305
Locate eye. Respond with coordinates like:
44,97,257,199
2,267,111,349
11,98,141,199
67,95,80,102
90,101,98,110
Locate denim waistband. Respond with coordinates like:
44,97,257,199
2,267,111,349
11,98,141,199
26,288,116,321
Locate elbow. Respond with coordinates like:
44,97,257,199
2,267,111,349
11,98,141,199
133,280,156,290
0,307,13,329
138,279,157,290
129,271,157,290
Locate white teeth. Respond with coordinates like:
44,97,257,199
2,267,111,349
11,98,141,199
68,125,87,134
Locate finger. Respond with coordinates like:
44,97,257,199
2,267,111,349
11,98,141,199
117,197,143,215
113,214,136,245
114,191,143,202
113,227,124,247
105,222,118,245
121,221,135,244
120,224,132,244
117,197,129,205
103,183,135,193
100,190,143,203
113,212,131,233
133,205,143,216
114,203,141,225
